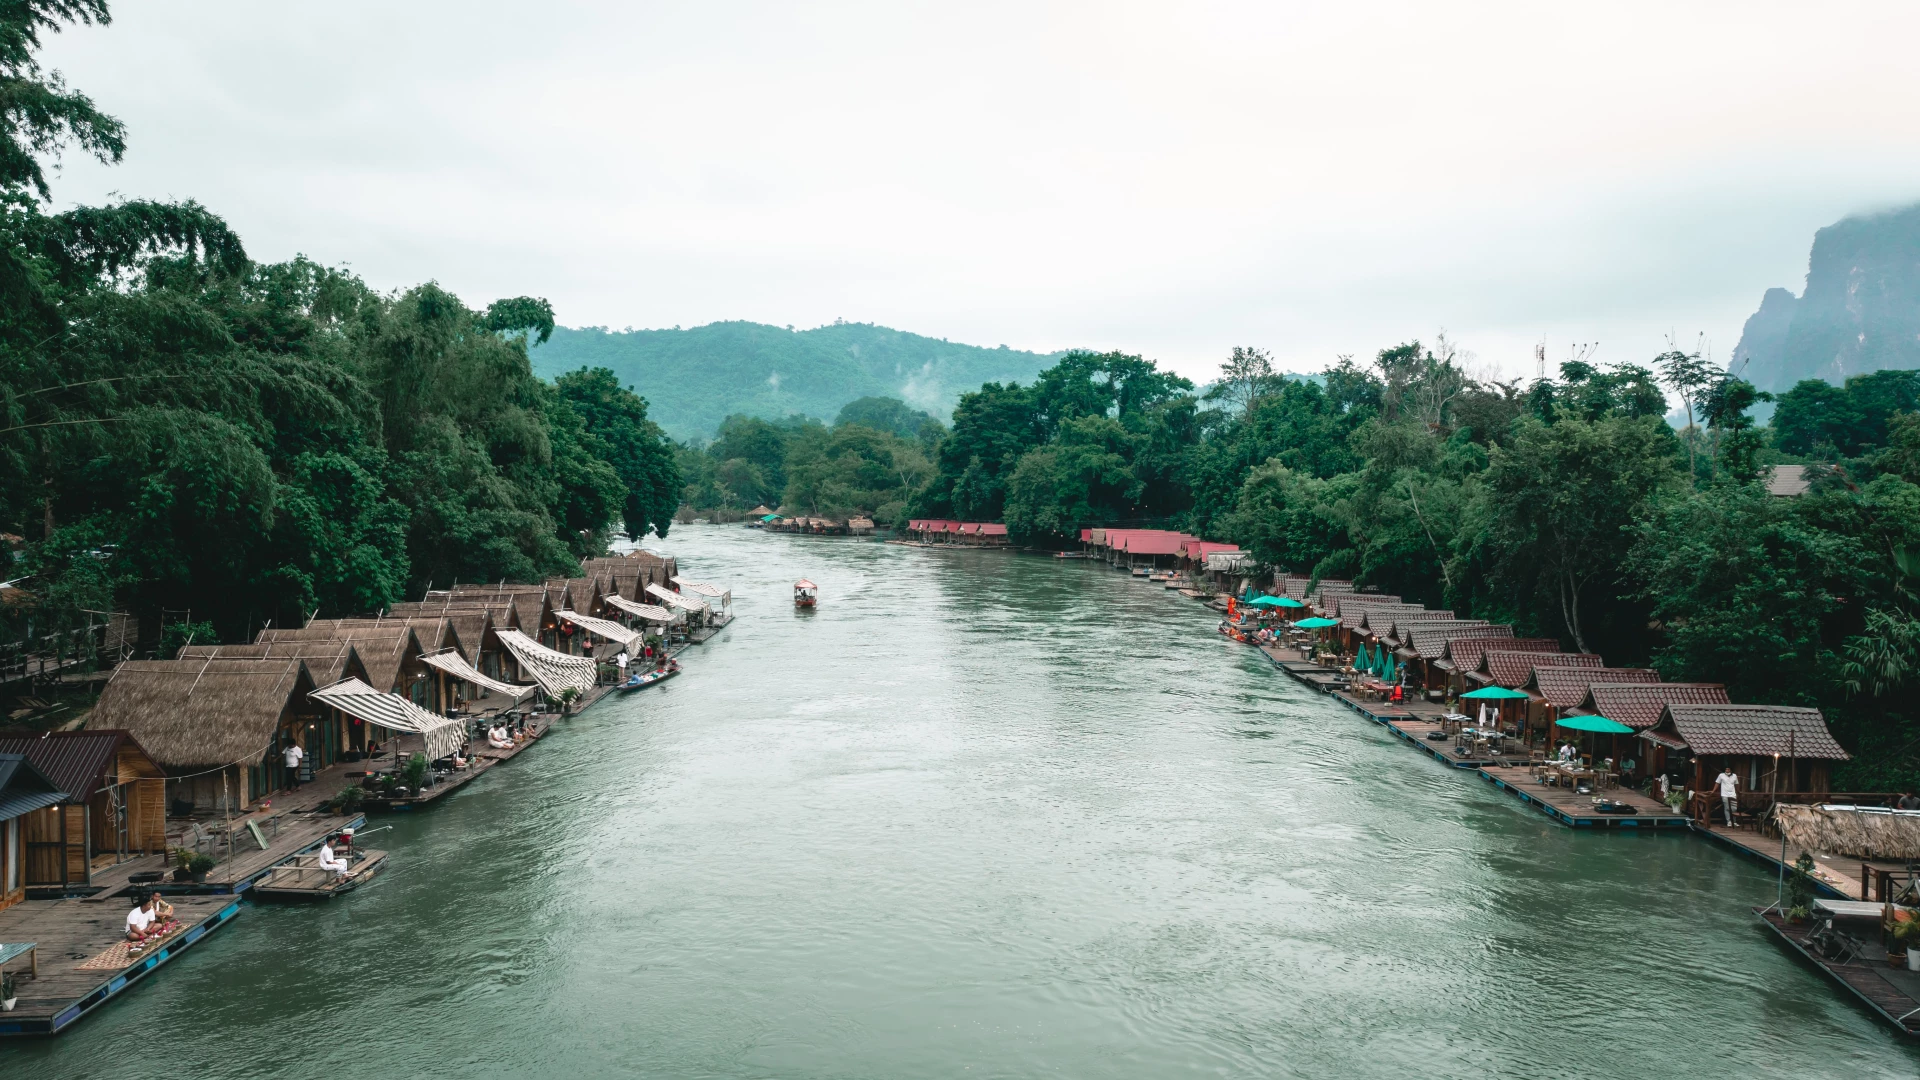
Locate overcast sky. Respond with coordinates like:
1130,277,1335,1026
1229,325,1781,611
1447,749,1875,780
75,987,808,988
39,1,1920,383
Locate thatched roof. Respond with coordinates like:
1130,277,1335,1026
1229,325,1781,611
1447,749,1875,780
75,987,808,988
256,625,421,693
288,617,461,660
447,584,552,632
581,557,656,602
179,640,365,687
90,658,313,768
1774,804,1920,861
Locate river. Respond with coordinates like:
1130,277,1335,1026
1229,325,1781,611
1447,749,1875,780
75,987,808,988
5,527,1919,1078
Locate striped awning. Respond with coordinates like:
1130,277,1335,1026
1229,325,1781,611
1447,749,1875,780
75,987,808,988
604,594,682,624
417,648,535,702
310,677,467,761
495,629,599,698
647,583,709,613
554,609,643,651
672,578,731,604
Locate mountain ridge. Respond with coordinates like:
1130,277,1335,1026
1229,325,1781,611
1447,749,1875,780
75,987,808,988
530,320,1065,441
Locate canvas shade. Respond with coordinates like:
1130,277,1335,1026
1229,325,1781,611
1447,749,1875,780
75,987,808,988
646,583,710,613
1556,715,1633,734
555,609,644,651
416,648,536,702
1295,617,1338,628
310,677,466,761
673,578,731,604
495,629,599,698
604,595,683,624
1460,686,1530,699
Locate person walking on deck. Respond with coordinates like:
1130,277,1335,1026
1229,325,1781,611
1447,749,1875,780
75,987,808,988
1714,766,1740,826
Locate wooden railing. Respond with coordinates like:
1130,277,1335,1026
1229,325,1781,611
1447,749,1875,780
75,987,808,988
1686,791,1901,826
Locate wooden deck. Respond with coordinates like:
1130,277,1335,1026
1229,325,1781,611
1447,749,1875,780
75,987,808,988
79,808,368,897
1691,821,1906,900
1759,908,1920,1037
251,849,388,901
1476,764,1690,829
0,893,241,1036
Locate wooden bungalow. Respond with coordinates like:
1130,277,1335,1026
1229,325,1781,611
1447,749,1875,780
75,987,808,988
0,730,166,889
1437,636,1558,691
386,600,516,674
1571,681,1729,732
0,753,67,911
1402,623,1505,689
848,516,876,536
581,555,667,606
1479,650,1601,691
1639,703,1851,803
89,657,320,812
179,641,373,767
622,547,680,581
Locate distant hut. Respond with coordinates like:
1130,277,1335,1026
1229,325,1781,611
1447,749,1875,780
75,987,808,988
848,516,875,536
90,657,321,812
0,753,66,910
0,730,167,889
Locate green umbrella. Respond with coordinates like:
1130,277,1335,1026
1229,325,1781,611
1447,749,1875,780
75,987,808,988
1247,596,1285,607
1460,686,1530,699
1556,715,1633,734
1276,597,1307,608
1356,642,1373,671
1381,651,1397,682
1295,617,1338,629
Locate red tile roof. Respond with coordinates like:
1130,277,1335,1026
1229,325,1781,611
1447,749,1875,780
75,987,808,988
1483,650,1600,690
1445,637,1558,671
1079,529,1091,542
981,523,1008,536
1578,682,1728,730
1646,704,1849,760
1409,623,1505,659
1529,664,1654,706
1389,615,1471,643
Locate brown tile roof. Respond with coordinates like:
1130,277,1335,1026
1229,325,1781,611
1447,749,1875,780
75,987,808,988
1481,651,1601,691
1649,703,1849,760
1578,682,1728,730
1409,622,1505,659
1345,603,1426,630
1445,637,1558,672
1529,663,1654,706
1390,615,1471,643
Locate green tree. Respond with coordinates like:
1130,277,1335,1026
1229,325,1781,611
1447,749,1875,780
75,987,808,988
554,367,680,539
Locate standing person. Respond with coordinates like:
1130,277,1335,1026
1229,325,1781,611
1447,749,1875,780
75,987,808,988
615,649,630,682
1898,791,1920,811
283,740,305,789
1714,764,1741,827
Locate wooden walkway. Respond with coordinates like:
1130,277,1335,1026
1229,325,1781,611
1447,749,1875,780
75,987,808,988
83,808,367,897
0,893,241,1036
1476,764,1690,829
1691,821,1909,901
1759,908,1920,1036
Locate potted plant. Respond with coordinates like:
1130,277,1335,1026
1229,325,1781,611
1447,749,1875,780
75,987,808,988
172,847,216,882
401,752,429,794
1891,915,1920,970
557,686,581,716
2,969,17,1012
328,785,366,815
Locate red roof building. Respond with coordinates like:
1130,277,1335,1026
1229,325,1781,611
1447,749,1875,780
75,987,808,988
1529,665,1658,708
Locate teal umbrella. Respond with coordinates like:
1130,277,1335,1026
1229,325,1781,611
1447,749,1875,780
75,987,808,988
1381,651,1398,683
1356,642,1373,672
1295,617,1338,629
1556,715,1632,734
1276,597,1307,608
1247,596,1285,607
1460,686,1530,699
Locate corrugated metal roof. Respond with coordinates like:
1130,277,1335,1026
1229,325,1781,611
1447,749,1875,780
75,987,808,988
0,751,69,816
0,730,145,802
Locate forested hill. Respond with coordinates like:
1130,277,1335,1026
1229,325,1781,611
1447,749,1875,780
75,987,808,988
1733,202,1920,392
530,321,1064,441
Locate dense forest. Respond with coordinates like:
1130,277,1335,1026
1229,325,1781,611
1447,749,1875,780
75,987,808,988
0,3,678,649
713,340,1920,788
530,321,1062,441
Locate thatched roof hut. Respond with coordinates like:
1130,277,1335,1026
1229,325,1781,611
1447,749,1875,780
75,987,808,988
255,625,423,694
1774,804,1920,861
90,657,315,769
178,640,367,686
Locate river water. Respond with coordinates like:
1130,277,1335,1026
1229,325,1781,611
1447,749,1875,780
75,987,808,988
6,527,1919,1078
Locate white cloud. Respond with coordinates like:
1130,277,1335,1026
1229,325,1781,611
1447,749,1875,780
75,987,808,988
38,0,1920,383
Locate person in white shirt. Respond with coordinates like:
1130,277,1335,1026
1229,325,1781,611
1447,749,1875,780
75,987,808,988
283,741,305,787
317,836,350,878
1714,766,1741,826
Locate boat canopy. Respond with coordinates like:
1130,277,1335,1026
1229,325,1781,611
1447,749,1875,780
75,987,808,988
495,629,599,698
794,579,817,590
646,583,709,613
310,677,467,761
554,609,644,651
416,647,536,702
604,594,683,624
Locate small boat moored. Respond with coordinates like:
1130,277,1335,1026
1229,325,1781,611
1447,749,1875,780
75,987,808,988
618,661,681,691
251,833,387,902
794,579,818,608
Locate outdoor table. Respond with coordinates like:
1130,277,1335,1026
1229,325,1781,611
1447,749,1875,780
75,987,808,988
1814,899,1908,920
0,940,38,981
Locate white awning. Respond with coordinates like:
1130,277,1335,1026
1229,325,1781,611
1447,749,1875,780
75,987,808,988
310,677,467,761
417,648,536,702
604,594,683,624
672,578,731,605
554,609,643,651
1206,552,1252,572
647,583,709,613
496,628,599,698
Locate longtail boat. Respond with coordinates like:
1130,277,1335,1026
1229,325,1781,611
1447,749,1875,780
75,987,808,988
794,579,818,608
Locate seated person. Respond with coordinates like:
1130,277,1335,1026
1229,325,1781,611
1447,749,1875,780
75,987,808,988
487,725,513,750
317,836,351,877
126,892,175,944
